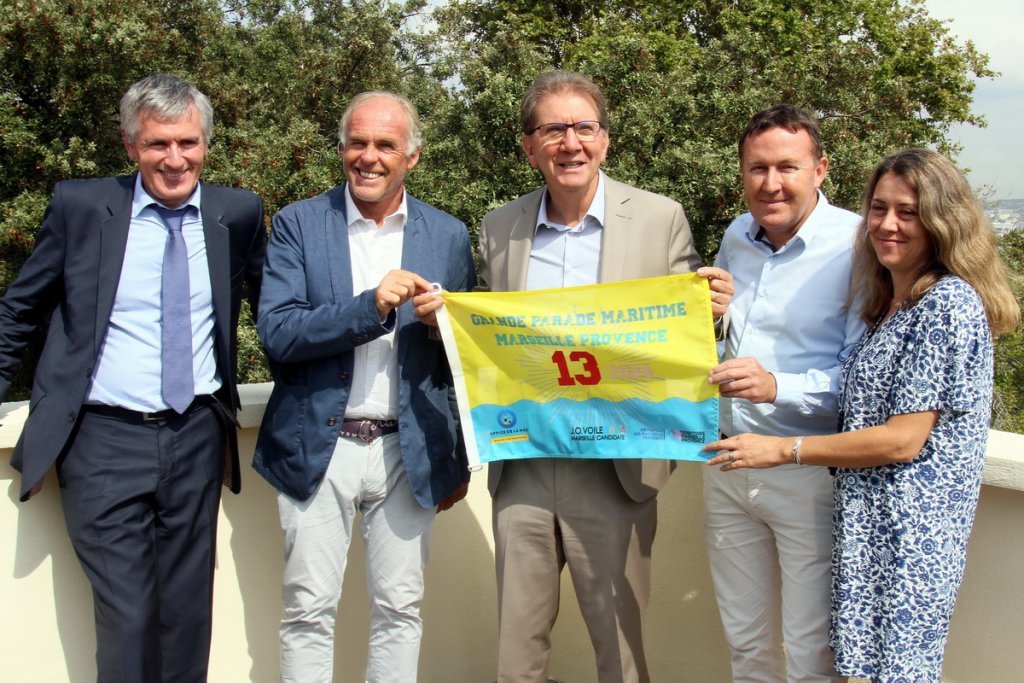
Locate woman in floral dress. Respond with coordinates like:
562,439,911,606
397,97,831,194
704,149,1019,682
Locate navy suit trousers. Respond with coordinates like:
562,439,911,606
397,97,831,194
57,401,225,683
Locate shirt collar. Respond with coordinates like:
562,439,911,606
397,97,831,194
745,189,831,251
131,173,201,219
344,184,408,229
536,171,606,234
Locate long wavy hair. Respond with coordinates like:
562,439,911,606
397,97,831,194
852,149,1020,336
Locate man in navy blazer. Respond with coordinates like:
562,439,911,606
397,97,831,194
253,91,474,682
0,74,265,681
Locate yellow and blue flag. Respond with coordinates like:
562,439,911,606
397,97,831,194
435,274,719,469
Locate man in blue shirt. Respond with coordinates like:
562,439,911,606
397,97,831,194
0,74,266,681
704,104,864,682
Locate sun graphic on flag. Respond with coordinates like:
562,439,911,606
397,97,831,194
514,344,663,426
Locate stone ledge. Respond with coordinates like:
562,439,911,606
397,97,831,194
0,382,273,448
983,429,1024,491
3,383,1024,493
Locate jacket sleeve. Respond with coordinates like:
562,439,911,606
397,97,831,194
0,184,68,401
242,193,267,323
667,200,703,275
256,204,393,364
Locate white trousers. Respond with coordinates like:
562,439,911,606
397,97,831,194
703,464,845,683
278,432,435,683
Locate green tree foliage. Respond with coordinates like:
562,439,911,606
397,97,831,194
2,0,1019,420
994,230,1024,433
1,0,229,393
203,0,429,215
0,0,426,392
426,0,993,255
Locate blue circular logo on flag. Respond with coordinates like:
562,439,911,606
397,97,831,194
497,410,517,429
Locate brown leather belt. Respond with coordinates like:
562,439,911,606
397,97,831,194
341,418,399,444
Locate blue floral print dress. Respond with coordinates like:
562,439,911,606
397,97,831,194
831,276,993,682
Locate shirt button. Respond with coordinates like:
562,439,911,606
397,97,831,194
67,412,77,423
340,371,351,380
327,418,337,426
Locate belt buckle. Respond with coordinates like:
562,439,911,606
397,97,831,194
141,411,166,422
358,420,377,444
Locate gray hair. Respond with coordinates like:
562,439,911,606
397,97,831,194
120,74,214,145
520,71,609,134
338,91,422,155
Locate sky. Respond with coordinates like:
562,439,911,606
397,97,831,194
925,0,1024,199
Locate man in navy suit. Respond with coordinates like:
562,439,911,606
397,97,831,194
253,91,474,682
0,73,266,681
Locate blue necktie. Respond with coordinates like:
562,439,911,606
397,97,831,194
153,205,195,413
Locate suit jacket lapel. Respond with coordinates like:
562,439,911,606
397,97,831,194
94,182,134,353
400,203,425,295
201,194,231,358
384,201,421,370
507,190,542,291
599,179,633,284
399,202,435,343
324,188,352,304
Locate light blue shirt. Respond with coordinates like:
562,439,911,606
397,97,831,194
525,172,606,290
86,175,219,411
715,191,865,438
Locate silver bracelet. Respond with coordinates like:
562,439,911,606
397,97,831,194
791,436,805,466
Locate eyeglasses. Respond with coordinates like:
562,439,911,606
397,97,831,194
527,120,604,144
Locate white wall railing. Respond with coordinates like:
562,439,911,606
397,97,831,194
2,383,1022,682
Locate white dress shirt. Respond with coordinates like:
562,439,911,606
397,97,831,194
342,186,406,420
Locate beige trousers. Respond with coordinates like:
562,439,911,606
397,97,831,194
493,458,657,683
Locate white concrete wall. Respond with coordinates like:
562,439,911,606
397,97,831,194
2,386,1022,682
